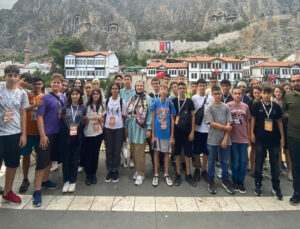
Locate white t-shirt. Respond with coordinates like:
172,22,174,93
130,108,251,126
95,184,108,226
192,94,214,133
105,97,127,129
84,103,106,137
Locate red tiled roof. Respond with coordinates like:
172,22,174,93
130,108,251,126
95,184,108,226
71,51,114,57
241,56,269,60
185,56,242,63
147,62,188,69
253,61,300,68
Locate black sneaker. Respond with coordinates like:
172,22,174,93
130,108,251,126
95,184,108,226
232,182,239,192
255,185,262,196
0,185,3,195
185,174,197,187
105,171,113,183
174,173,181,186
19,179,30,193
238,182,246,194
222,180,234,194
193,169,200,182
91,175,97,184
85,176,92,185
201,170,209,183
112,171,119,183
208,180,217,194
289,193,300,206
272,188,283,200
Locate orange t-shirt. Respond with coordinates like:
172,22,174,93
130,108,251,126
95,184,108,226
26,93,44,136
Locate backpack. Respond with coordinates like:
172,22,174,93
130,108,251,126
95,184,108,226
195,96,208,125
106,97,123,112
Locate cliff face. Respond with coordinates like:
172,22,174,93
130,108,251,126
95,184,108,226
0,0,299,57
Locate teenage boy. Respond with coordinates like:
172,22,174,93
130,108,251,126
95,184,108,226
120,74,135,103
32,73,66,207
19,76,44,193
149,78,160,99
206,86,234,195
221,79,233,104
151,84,176,187
0,65,29,203
172,82,196,186
83,81,92,105
192,79,214,182
251,85,284,200
228,87,251,194
17,72,33,91
168,82,178,101
163,74,171,89
190,82,198,96
114,75,123,87
206,76,218,96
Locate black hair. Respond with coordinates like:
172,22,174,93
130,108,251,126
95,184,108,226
273,85,286,98
262,84,273,94
220,79,231,86
20,72,33,84
209,76,217,81
4,65,20,75
110,82,121,93
124,74,132,80
86,88,104,112
151,78,160,84
170,81,178,87
191,81,198,85
232,86,242,92
250,85,262,99
33,76,43,83
73,79,84,91
177,82,186,88
114,74,123,80
163,73,171,79
197,78,207,85
211,86,221,93
67,87,83,106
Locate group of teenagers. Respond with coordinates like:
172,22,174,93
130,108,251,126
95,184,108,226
1,65,300,208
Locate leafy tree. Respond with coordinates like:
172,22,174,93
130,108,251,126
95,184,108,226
48,37,85,70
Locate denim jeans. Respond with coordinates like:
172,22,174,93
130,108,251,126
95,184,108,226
254,141,280,190
231,143,248,183
207,144,229,181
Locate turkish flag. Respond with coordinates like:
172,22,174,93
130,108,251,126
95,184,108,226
157,71,165,79
159,42,165,51
213,68,219,76
269,74,276,83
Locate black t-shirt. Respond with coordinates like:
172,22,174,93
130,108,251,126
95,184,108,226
253,101,282,144
221,93,233,104
248,99,259,116
172,97,195,133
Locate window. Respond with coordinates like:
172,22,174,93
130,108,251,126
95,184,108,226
208,63,211,69
191,63,197,68
191,73,197,79
225,63,228,69
219,63,222,69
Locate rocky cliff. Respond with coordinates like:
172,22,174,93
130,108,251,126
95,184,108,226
0,0,299,57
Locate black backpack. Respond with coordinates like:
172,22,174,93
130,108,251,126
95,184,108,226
195,96,207,125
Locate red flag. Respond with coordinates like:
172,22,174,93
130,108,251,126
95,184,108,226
157,71,165,79
213,68,219,76
269,74,276,83
159,42,165,51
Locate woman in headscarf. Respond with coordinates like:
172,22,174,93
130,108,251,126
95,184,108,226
125,81,153,186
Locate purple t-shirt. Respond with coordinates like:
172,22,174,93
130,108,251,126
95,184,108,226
36,93,66,135
227,102,250,144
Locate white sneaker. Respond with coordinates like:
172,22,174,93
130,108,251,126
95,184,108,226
50,162,60,172
164,175,173,187
132,171,138,180
78,167,84,173
62,182,69,193
152,175,159,187
68,183,76,193
129,159,134,168
217,168,222,179
135,175,144,186
288,171,293,181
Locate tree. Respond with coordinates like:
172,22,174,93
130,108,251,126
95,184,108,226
48,37,85,69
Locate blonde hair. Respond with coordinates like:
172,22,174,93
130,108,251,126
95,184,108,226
51,73,64,82
159,84,169,90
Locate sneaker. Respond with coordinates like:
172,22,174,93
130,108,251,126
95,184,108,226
130,159,134,168
62,182,70,193
174,173,181,186
105,171,113,183
112,171,119,183
152,175,159,187
78,166,84,173
255,185,262,196
85,176,92,185
135,175,144,186
68,183,76,193
239,182,246,194
2,190,22,204
201,170,209,183
288,171,293,181
132,171,138,180
0,186,3,195
208,180,217,194
19,179,30,193
50,162,60,172
91,175,97,184
164,175,173,187
281,162,287,170
42,180,58,189
193,169,200,182
221,180,234,194
232,182,239,192
272,188,283,200
185,174,197,187
289,193,300,206
32,190,41,207
217,168,222,179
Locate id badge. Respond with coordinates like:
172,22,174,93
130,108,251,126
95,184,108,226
93,123,100,132
175,116,180,125
31,108,37,121
58,109,62,119
70,125,78,136
264,119,273,132
161,120,167,130
109,117,116,127
4,110,14,122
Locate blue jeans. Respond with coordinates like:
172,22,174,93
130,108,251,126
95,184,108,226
207,144,229,181
231,143,248,184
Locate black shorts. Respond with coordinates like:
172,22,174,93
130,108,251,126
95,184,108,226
0,134,21,168
174,130,192,157
36,133,60,170
193,132,208,156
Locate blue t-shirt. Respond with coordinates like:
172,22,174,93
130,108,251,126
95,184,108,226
150,98,176,140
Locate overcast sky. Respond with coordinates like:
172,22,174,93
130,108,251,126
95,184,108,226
0,0,17,9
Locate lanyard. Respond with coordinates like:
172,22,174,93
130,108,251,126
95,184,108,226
223,94,230,103
160,98,168,115
261,101,273,119
71,105,79,123
154,94,160,99
4,88,16,108
178,97,187,114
